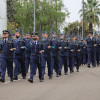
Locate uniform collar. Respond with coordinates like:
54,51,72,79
33,40,38,45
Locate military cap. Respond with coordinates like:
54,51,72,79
12,34,15,36
32,32,38,36
88,31,93,34
43,31,47,34
60,33,64,35
16,30,20,33
52,31,56,34
26,32,30,35
3,30,9,34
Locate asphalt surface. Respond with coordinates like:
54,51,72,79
0,66,100,100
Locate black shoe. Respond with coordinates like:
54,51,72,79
87,64,90,68
49,76,52,79
42,76,44,80
93,65,96,68
77,70,79,72
23,76,26,79
10,78,13,82
56,75,59,77
8,74,10,77
28,79,33,83
40,79,43,82
72,70,74,72
34,72,36,75
70,71,73,73
59,71,62,76
65,73,68,75
13,77,18,80
0,79,5,83
83,63,86,65
18,71,22,75
97,64,99,66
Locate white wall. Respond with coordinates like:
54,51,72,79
0,0,7,35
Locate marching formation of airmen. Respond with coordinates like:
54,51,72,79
0,30,100,83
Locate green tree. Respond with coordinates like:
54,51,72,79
79,0,100,31
64,21,89,37
7,0,70,34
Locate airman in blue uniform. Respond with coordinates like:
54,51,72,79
0,30,14,82
69,36,76,73
58,33,69,75
82,40,87,65
86,31,97,68
24,32,31,73
73,37,81,72
95,34,100,66
50,31,59,77
13,30,26,80
40,31,52,80
28,33,42,83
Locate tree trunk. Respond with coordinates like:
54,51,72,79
89,23,93,32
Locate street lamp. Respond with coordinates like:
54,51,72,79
77,26,80,37
82,0,84,39
34,0,35,33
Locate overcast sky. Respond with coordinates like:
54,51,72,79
62,0,100,31
63,0,86,23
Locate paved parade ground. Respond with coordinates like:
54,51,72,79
0,66,100,100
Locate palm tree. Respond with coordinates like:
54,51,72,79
79,0,100,31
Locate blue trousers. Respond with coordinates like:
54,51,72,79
96,50,100,65
25,57,30,73
59,56,69,73
1,57,13,80
41,54,52,77
87,48,96,66
14,57,26,78
30,56,42,80
69,56,74,72
51,54,59,75
74,55,81,70
0,58,1,73
82,53,87,64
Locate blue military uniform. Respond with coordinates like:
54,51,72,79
24,32,31,73
81,40,87,65
95,35,100,66
50,33,59,77
0,42,2,76
0,30,13,82
58,34,69,75
28,36,42,83
40,32,52,79
73,40,81,72
69,40,75,73
13,31,26,80
86,34,97,67
0,57,1,77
